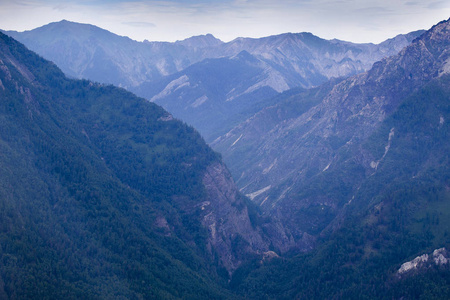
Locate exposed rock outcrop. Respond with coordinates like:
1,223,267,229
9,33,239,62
202,162,294,272
397,248,449,277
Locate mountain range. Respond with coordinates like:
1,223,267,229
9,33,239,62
0,18,449,299
4,20,424,141
226,19,450,298
4,20,423,90
212,18,450,245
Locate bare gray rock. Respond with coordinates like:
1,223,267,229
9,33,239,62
212,18,450,245
201,162,294,272
397,248,449,277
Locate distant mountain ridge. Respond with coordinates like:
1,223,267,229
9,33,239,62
4,20,423,91
3,20,424,141
133,50,290,140
3,20,200,87
4,20,424,88
132,28,424,141
173,33,223,49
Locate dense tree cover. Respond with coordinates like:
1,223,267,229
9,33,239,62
229,75,450,299
0,32,233,299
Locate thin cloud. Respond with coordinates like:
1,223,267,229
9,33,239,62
0,0,449,43
122,21,156,28
354,6,393,15
427,1,448,9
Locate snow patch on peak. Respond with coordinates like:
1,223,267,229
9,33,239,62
231,134,243,147
322,162,331,172
263,158,278,175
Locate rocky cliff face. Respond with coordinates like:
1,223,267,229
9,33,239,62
201,162,294,272
212,19,450,243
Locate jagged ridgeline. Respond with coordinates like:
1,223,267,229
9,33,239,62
4,20,424,143
225,19,450,299
0,32,242,298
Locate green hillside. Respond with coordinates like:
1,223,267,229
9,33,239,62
0,32,232,299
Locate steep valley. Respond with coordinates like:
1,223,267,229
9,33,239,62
0,31,292,298
0,18,449,299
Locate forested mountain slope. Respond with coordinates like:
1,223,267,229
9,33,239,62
0,32,284,298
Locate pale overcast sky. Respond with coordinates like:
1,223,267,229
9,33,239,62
1,0,449,43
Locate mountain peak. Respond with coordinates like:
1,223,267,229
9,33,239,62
176,33,223,48
25,19,136,42
231,50,259,63
422,17,450,40
37,19,99,30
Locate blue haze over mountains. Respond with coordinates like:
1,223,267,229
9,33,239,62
1,18,450,299
213,19,450,243
5,20,424,141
